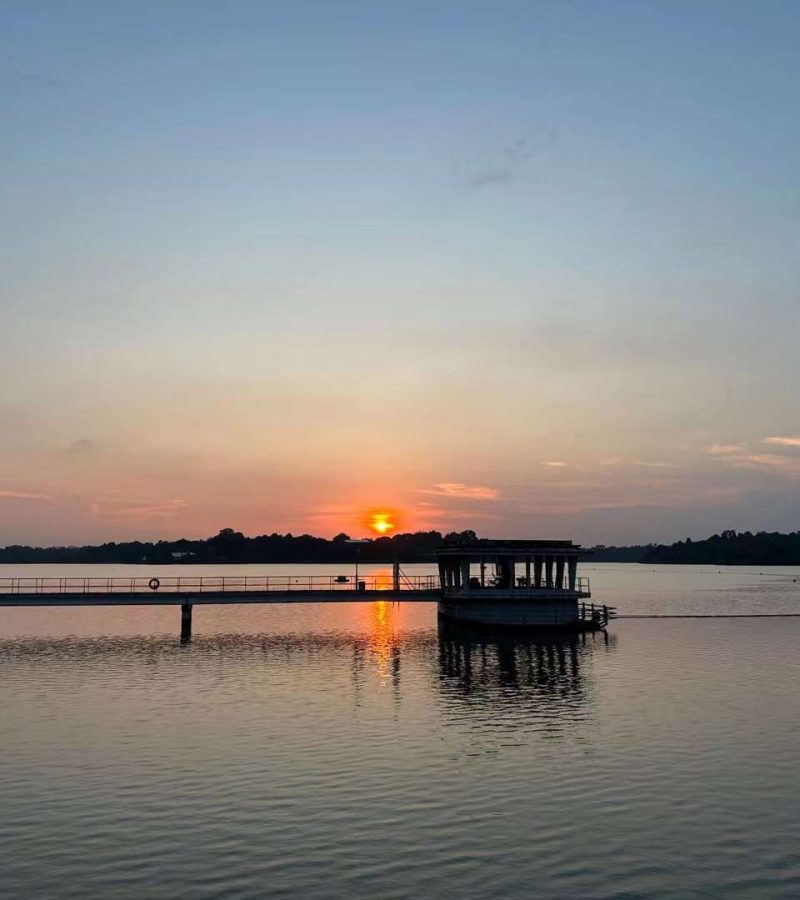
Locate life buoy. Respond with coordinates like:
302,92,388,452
148,577,160,591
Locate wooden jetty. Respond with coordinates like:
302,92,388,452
0,572,439,640
0,540,613,639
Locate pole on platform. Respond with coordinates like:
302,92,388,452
346,539,369,591
392,560,400,592
180,602,192,642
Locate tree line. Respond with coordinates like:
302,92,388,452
0,529,477,565
1,528,797,565
640,530,800,565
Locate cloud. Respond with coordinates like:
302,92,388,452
465,135,531,188
634,461,679,469
541,461,568,468
0,490,52,502
90,498,187,520
763,436,800,448
706,443,747,455
419,483,499,501
65,438,102,455
716,453,800,475
410,502,499,522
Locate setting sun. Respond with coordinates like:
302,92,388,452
366,511,396,535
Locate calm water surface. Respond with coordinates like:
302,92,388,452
1,564,799,898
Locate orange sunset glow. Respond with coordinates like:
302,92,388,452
366,511,397,536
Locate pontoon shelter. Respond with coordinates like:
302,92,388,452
435,539,605,629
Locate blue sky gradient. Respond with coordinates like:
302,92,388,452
2,1,800,544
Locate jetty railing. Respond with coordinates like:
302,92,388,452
579,602,616,626
0,574,441,597
510,575,591,593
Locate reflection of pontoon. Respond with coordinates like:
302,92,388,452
435,539,610,630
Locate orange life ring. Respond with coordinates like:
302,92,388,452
148,577,160,591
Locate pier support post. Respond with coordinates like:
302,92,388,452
392,560,400,592
180,602,192,642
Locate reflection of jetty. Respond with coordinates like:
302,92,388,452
439,623,595,699
436,623,615,741
436,539,611,630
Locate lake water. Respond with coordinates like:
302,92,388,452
1,564,799,898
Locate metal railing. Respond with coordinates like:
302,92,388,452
0,574,441,597
457,575,591,593
579,602,616,626
519,575,590,593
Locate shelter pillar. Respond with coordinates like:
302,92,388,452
525,559,531,587
568,557,578,591
545,556,554,589
555,557,565,590
461,561,471,590
534,556,543,588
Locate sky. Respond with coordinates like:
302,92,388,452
2,0,800,546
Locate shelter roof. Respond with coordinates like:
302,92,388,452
435,539,586,558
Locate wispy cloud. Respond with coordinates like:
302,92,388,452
763,436,800,448
705,437,800,476
64,437,103,455
90,498,187,520
716,453,800,475
419,483,499,501
465,135,531,188
634,461,679,469
0,490,52,502
706,443,747,455
541,461,568,468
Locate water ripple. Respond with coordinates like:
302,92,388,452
1,574,800,897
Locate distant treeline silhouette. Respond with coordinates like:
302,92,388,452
640,530,800,565
1,528,797,565
0,528,477,565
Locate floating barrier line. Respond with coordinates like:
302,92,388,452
615,613,800,619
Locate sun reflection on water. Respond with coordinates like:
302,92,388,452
368,599,400,682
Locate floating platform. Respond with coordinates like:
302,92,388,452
437,598,610,630
436,539,611,630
